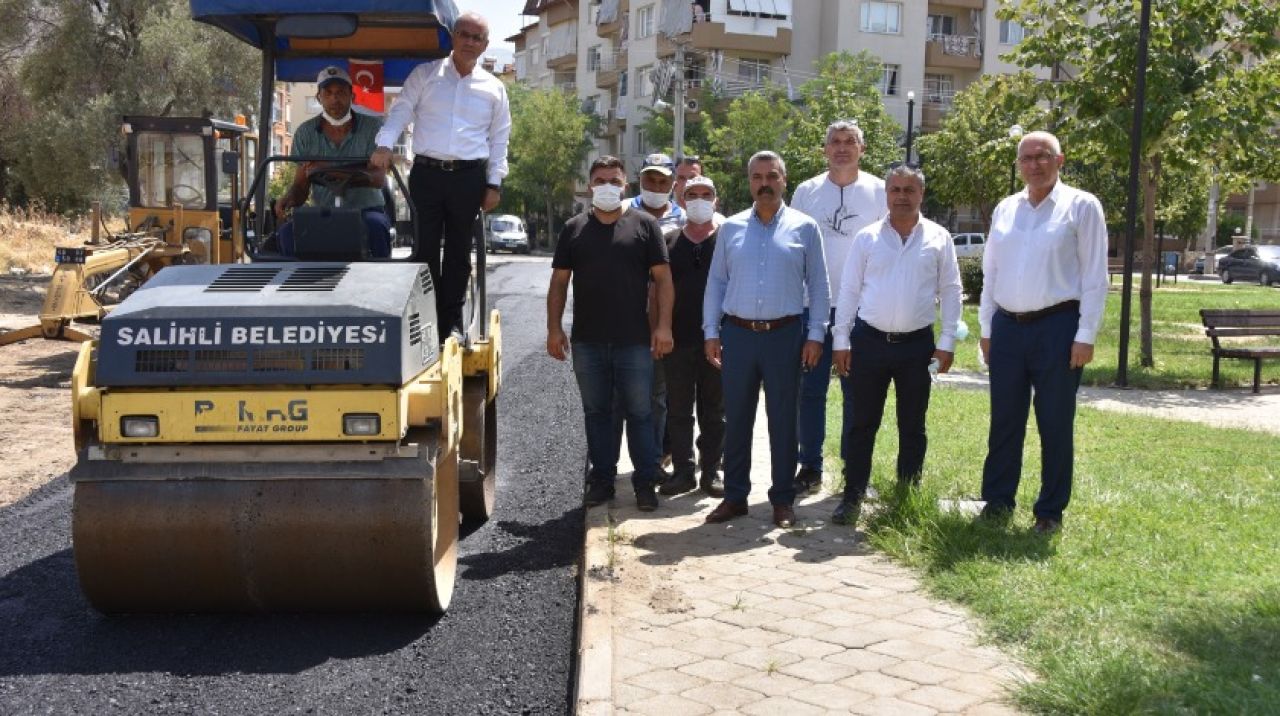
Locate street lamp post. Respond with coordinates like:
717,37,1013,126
905,91,916,164
1008,124,1023,195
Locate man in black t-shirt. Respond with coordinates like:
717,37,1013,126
659,176,725,498
547,156,674,511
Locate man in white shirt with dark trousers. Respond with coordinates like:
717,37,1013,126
790,120,885,496
978,130,1108,535
370,11,512,339
831,163,961,527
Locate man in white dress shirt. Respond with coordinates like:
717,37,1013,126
790,120,886,495
369,12,512,338
831,164,962,527
978,131,1109,535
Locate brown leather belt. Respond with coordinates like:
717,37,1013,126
997,300,1080,323
724,314,800,332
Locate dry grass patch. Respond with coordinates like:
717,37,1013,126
0,203,125,275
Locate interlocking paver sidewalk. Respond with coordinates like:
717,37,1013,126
577,405,1031,715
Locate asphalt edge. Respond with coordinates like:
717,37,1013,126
574,503,614,715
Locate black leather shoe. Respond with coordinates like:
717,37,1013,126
699,469,725,498
1033,516,1061,534
584,480,615,507
978,503,1013,523
635,484,659,512
831,498,861,526
794,466,822,495
705,499,748,523
658,469,697,496
772,504,796,529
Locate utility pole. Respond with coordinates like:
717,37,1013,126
672,41,686,161
1245,182,1257,243
1204,178,1219,272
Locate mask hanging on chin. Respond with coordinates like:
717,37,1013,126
323,110,353,126
592,184,624,212
640,190,670,210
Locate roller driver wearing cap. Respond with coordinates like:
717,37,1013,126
274,65,391,257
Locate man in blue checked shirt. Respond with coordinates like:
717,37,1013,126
702,150,830,529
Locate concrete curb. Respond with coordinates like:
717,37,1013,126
575,504,614,715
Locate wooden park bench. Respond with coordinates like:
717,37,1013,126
1200,309,1280,394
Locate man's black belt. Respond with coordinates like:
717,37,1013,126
724,314,800,332
856,319,932,344
414,156,485,171
997,300,1080,323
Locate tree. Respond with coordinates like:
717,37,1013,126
504,84,594,247
782,51,902,181
2,0,258,211
913,73,1048,230
1003,0,1280,367
705,86,794,213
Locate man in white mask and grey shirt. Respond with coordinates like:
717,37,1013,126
789,120,886,495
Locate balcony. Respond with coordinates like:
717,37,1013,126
544,0,577,25
929,0,984,9
921,103,953,132
598,107,626,136
594,53,626,89
925,35,982,70
656,19,792,58
547,40,578,70
596,0,629,38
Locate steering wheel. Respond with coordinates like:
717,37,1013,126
306,161,379,200
172,183,204,207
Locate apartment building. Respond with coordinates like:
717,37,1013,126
510,0,1048,176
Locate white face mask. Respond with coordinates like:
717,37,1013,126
323,109,353,126
685,199,715,224
640,189,670,210
591,184,624,212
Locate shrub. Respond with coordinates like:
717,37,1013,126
958,256,983,303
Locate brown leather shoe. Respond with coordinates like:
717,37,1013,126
772,504,796,529
705,499,748,523
1033,517,1062,535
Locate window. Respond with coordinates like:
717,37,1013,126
587,45,601,71
636,65,651,97
926,13,954,39
306,97,321,114
636,5,654,39
878,64,900,96
1000,19,1025,44
924,73,954,105
636,128,648,156
738,58,770,85
861,1,901,34
619,70,628,96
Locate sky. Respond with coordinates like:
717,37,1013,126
454,0,529,65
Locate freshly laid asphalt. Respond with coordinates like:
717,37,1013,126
0,255,584,715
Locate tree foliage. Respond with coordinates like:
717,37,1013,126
504,84,595,246
1,0,259,211
705,86,794,213
783,51,902,181
1003,0,1280,367
914,72,1048,230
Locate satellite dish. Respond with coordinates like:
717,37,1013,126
685,98,699,112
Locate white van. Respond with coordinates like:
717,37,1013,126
485,214,530,254
952,232,986,259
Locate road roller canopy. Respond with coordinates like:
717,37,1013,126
189,0,460,84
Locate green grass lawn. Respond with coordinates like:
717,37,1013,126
824,386,1280,714
945,279,1280,389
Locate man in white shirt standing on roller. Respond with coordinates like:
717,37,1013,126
830,163,961,527
977,131,1108,535
369,11,512,339
790,120,886,495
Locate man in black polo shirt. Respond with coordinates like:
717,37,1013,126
547,156,675,511
659,175,725,498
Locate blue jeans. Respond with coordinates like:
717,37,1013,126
572,342,658,488
981,309,1082,520
798,307,853,471
612,358,666,472
278,207,392,258
720,320,804,506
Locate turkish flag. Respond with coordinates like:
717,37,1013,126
349,59,385,113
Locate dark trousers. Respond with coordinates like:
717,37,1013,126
981,309,1082,520
840,319,935,501
798,307,853,471
663,343,725,475
571,342,658,488
720,320,803,507
409,162,486,335
612,358,667,471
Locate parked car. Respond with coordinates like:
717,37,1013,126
485,214,529,254
952,232,986,259
1193,246,1233,275
1217,245,1280,286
